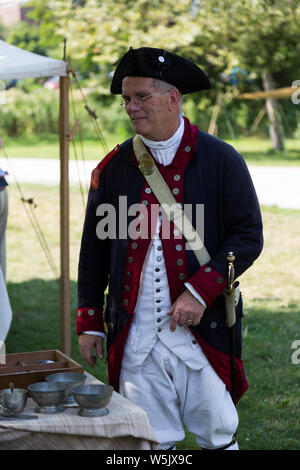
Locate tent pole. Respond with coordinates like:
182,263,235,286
59,73,71,356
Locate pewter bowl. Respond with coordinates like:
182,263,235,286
0,388,27,415
28,382,69,414
72,384,113,417
45,372,86,405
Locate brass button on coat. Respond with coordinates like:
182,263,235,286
138,154,155,175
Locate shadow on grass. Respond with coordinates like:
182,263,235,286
177,304,300,451
5,278,108,383
238,303,300,450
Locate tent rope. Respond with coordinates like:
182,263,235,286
68,63,109,155
69,82,88,211
0,62,110,281
0,144,59,279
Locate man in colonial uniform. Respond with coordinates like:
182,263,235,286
76,47,263,450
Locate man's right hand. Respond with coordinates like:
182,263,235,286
78,334,104,367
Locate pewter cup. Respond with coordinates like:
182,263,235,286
28,382,68,414
45,372,86,405
72,384,113,417
0,388,28,414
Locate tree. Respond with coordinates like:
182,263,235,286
44,0,300,145
5,0,64,59
190,0,300,148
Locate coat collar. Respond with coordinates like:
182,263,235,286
131,117,199,169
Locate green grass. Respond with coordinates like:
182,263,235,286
1,133,300,166
3,182,300,450
1,133,120,161
226,136,300,166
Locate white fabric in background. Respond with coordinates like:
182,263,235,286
0,39,67,80
0,266,12,343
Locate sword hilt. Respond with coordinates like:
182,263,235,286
227,252,235,291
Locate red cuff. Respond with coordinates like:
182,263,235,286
76,306,104,335
187,265,227,307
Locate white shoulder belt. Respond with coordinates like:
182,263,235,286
133,134,240,327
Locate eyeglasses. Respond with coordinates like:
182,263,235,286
120,90,172,108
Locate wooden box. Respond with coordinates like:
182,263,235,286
0,350,84,390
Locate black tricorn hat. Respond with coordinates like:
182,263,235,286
110,47,211,95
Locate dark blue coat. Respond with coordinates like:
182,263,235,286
77,118,263,401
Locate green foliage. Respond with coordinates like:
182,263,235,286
293,120,300,140
43,0,300,90
6,21,47,56
2,0,300,140
0,86,133,140
0,88,60,136
0,20,8,40
5,0,64,59
0,85,299,141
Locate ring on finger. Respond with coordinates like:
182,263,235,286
187,319,193,325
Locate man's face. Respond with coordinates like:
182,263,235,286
121,76,180,141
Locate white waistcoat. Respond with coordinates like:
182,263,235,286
122,213,209,370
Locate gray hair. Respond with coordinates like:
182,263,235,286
151,78,183,116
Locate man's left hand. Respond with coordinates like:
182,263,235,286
167,290,205,332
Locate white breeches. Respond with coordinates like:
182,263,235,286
119,341,238,450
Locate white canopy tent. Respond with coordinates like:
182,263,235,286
0,39,72,355
0,39,67,78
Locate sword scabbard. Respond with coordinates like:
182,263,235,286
223,252,238,328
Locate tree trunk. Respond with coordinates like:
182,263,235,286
261,72,284,150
